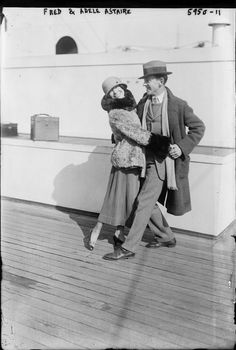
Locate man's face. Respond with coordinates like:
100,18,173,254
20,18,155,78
143,75,162,95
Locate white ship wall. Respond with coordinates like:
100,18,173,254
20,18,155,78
1,47,235,148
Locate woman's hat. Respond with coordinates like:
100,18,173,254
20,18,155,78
139,60,172,79
102,76,127,95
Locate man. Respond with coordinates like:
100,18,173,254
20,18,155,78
103,60,205,260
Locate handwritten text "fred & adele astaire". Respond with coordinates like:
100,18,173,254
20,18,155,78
43,8,132,15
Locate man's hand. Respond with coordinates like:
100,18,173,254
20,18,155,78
169,144,182,159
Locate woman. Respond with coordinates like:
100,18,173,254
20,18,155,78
85,76,167,250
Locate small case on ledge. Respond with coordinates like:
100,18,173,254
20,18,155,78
1,123,18,137
31,114,59,141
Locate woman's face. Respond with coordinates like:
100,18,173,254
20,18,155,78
109,86,125,99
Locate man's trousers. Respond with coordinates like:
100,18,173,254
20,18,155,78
122,162,175,253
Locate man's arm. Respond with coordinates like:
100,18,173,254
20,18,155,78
176,102,205,158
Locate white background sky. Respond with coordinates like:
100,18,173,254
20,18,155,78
2,7,235,55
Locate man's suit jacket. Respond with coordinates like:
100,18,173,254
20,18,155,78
136,87,205,216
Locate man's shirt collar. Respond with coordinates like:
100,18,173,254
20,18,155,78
151,89,165,104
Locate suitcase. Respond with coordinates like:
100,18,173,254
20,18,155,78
1,123,18,137
31,114,59,141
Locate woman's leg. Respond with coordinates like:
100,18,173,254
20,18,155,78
114,225,125,242
90,221,103,245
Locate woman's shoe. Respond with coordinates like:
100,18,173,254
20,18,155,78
84,230,97,251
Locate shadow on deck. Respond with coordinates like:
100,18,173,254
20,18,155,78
1,198,236,350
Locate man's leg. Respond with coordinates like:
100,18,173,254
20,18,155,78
122,163,173,253
148,205,175,243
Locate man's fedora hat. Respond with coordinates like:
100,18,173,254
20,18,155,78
139,60,172,79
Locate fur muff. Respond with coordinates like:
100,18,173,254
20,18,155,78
148,134,171,161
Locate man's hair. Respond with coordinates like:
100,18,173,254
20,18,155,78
158,75,168,84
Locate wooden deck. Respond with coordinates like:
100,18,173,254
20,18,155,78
1,198,236,350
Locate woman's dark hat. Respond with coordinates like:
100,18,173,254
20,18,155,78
139,60,172,79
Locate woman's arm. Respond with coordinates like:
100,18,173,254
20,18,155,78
109,109,151,146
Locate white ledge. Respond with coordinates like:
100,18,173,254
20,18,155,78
2,134,235,165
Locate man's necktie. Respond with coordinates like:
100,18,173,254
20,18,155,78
151,95,160,105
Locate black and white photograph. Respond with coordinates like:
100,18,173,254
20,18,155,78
1,6,236,349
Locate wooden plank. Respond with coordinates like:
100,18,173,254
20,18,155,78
2,317,49,349
2,196,233,244
2,231,89,258
3,283,169,349
1,226,231,272
2,197,234,253
3,281,212,349
2,314,87,349
2,238,233,307
1,224,232,272
1,264,232,330
2,245,233,309
0,238,231,300
3,282,124,349
2,242,230,305
3,267,233,336
1,233,231,290
2,262,233,342
2,218,233,271
5,262,232,329
3,295,168,349
2,202,233,258
3,284,232,350
2,208,231,259
2,198,235,349
3,267,234,342
3,244,230,300
3,264,234,348
3,245,234,331
1,198,230,250
2,224,232,282
2,298,110,349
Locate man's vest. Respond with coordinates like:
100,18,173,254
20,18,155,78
146,100,163,164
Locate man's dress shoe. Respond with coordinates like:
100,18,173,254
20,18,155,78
103,247,135,260
146,237,176,248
